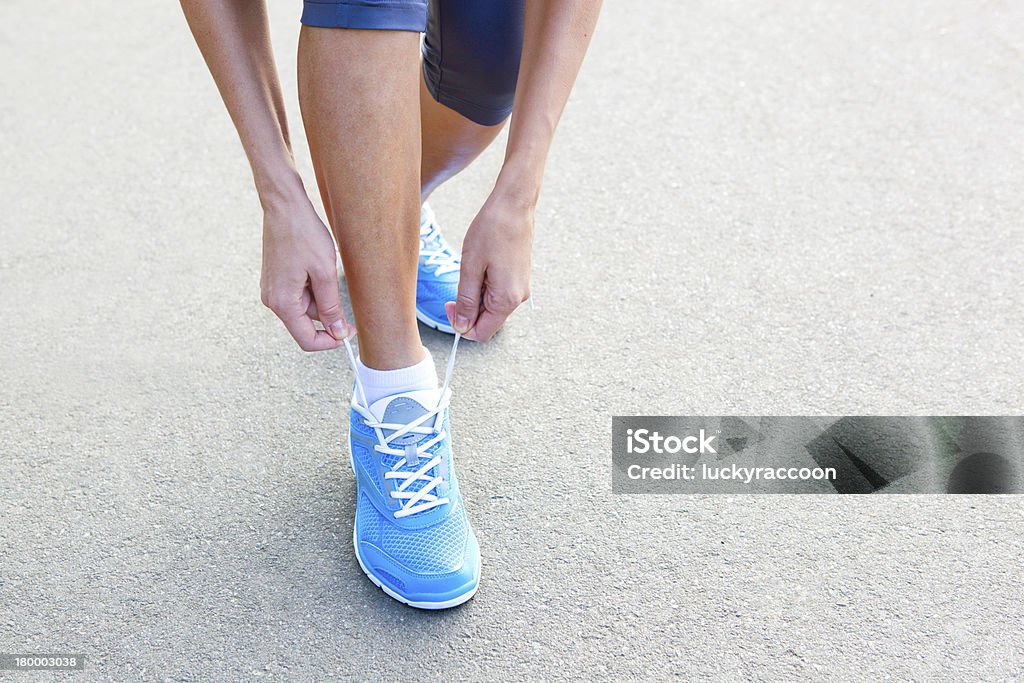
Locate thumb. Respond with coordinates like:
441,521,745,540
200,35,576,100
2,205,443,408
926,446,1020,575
310,268,354,340
451,257,484,334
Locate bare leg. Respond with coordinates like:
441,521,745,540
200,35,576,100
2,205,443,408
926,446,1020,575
298,27,422,370
419,79,507,202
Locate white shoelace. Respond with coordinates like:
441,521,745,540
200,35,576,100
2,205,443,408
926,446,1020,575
419,220,461,276
343,333,461,518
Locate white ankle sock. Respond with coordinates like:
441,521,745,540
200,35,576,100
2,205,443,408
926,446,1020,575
355,348,438,406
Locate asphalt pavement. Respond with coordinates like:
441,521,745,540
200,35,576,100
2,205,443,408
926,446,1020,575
1,0,1022,680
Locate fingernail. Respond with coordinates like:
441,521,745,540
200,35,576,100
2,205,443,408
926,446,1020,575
455,315,470,333
328,321,348,340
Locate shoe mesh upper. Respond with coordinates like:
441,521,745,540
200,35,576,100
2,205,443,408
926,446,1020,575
351,388,467,577
352,440,384,497
379,498,468,574
416,272,459,300
374,569,406,591
357,493,381,542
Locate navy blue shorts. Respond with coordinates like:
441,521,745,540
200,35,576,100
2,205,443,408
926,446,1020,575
301,0,524,126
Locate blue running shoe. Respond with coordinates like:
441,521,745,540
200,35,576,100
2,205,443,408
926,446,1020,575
416,203,460,335
342,335,480,609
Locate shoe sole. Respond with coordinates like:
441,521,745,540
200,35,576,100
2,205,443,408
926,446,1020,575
347,436,479,610
415,307,456,335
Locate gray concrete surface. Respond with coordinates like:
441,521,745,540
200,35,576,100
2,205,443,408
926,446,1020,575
2,0,1023,680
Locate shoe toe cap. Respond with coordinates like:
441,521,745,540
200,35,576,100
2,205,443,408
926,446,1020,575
358,530,480,606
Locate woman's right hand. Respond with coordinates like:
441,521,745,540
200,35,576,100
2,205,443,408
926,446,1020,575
259,195,356,351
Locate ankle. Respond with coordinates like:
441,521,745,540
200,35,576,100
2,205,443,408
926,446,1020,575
360,346,425,372
357,329,424,371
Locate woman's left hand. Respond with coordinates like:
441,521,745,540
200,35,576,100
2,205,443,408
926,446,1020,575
446,190,535,342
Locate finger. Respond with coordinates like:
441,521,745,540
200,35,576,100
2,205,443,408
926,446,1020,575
301,286,322,321
309,266,355,340
464,287,522,342
444,302,458,334
452,256,485,335
465,307,507,342
449,298,500,341
304,299,341,330
279,306,343,352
